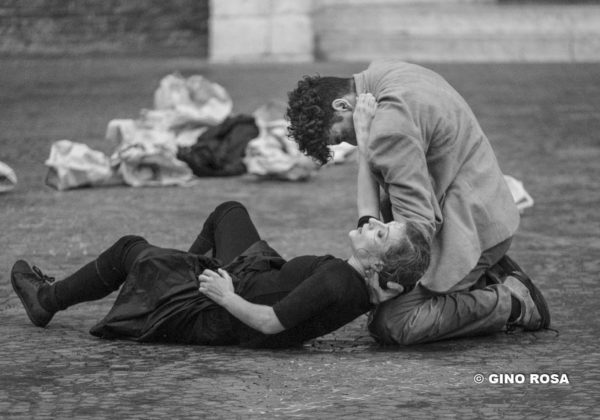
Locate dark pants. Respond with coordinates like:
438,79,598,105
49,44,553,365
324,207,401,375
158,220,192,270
368,238,514,345
188,201,261,263
41,201,261,312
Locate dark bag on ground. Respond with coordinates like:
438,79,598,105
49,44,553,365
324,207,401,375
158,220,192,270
177,114,258,177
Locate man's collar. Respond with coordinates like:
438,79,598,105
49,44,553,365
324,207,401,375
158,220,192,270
349,77,356,94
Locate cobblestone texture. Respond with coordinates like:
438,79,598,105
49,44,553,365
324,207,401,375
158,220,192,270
1,58,599,418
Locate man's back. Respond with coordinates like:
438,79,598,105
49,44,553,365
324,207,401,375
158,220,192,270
354,60,519,292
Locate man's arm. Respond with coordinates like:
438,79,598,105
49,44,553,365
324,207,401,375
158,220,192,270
373,132,437,236
199,269,285,334
369,100,438,237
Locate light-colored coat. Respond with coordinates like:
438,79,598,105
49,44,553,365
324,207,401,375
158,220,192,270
354,60,519,293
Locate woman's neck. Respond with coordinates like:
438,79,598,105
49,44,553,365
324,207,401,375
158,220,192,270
347,255,367,279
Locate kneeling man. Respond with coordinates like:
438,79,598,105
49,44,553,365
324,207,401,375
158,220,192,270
286,59,551,345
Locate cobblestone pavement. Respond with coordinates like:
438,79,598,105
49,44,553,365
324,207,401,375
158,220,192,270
1,298,598,419
1,59,600,418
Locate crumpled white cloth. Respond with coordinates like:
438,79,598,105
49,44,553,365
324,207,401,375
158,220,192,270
105,119,194,187
112,141,194,188
44,140,120,190
45,73,233,190
244,100,318,181
503,174,534,213
45,138,195,190
91,73,231,188
153,73,232,128
0,160,17,193
106,72,231,151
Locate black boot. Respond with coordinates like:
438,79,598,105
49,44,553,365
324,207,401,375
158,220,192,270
11,260,56,327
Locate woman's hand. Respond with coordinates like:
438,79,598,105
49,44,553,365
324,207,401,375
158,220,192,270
198,268,235,306
200,268,285,334
365,271,404,305
353,93,377,154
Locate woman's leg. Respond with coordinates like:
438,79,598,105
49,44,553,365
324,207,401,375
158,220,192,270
39,235,151,312
188,201,261,265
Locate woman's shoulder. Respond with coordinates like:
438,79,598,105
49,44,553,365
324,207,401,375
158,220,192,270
304,255,348,269
285,255,352,277
311,256,361,282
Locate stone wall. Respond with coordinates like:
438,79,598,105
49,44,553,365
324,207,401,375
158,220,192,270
209,0,600,62
209,0,313,62
0,0,209,55
313,2,600,62
2,0,599,61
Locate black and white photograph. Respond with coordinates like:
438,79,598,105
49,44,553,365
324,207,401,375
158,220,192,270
1,0,599,418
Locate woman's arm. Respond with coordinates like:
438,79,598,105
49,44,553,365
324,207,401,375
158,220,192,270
354,93,380,220
357,151,380,219
198,269,285,334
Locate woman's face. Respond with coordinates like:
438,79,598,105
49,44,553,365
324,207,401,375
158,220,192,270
348,218,406,264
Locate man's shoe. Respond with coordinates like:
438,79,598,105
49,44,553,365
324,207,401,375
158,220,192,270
484,254,524,285
11,260,56,327
503,271,551,331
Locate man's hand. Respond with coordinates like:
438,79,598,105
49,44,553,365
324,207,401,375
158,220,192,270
365,271,404,305
353,93,377,154
198,268,235,306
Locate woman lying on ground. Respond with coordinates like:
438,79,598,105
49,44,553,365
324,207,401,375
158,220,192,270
11,201,429,348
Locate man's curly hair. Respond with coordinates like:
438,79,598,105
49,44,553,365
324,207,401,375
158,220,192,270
286,75,352,165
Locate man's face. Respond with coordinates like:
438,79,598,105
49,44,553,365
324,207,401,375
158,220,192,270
328,112,356,146
328,95,358,146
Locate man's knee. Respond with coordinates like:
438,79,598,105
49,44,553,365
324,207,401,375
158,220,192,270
370,316,424,346
369,303,424,346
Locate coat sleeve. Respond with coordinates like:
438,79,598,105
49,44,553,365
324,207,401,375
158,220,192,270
368,101,439,238
271,267,338,329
